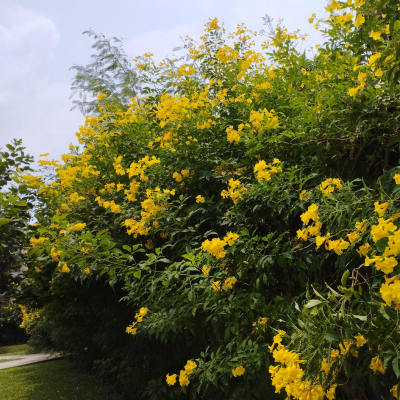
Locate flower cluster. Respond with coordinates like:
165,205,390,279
221,179,247,205
166,359,197,386
201,232,239,259
126,307,148,336
254,158,281,182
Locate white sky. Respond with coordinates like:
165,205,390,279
0,0,328,164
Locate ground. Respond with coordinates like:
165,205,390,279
0,345,123,400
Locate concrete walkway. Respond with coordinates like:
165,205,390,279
0,354,59,370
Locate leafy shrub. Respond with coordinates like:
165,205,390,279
20,1,400,399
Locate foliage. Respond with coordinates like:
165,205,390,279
70,30,139,115
19,1,400,399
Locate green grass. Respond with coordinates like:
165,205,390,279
0,358,123,400
0,344,37,356
0,358,22,363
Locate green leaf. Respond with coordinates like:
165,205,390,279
0,218,13,225
13,201,27,207
304,299,323,309
375,237,389,252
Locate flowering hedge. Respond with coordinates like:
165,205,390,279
19,1,400,399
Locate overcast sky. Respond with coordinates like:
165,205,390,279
0,0,328,164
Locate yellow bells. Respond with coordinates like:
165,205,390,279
224,277,237,289
300,204,319,225
366,256,398,274
232,365,245,377
326,385,337,400
60,263,70,273
380,276,400,306
357,243,371,257
371,218,397,242
202,238,227,259
221,179,247,205
327,238,350,255
126,307,148,335
166,374,177,386
145,240,154,250
349,86,361,98
173,172,182,182
355,334,367,348
202,266,211,277
320,178,343,196
354,14,365,27
179,370,190,386
355,220,368,233
370,356,386,374
196,195,205,203
224,232,239,246
347,231,359,244
35,267,42,273
69,192,85,204
394,174,400,184
368,53,381,69
212,281,221,292
374,201,389,217
68,223,86,232
269,330,286,351
315,235,327,248
297,229,308,241
369,30,382,41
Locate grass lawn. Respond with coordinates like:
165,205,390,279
0,344,37,356
0,358,123,400
0,358,22,363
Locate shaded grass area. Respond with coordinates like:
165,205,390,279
0,358,22,363
0,344,37,356
0,358,123,400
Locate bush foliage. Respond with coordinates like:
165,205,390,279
16,1,400,399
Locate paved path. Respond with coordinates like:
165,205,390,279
0,354,59,370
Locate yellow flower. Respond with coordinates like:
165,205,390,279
347,231,359,244
184,360,197,375
297,229,308,241
327,239,350,255
355,334,367,348
35,267,42,273
202,238,227,259
394,174,400,184
83,268,90,275
179,370,190,386
224,232,239,246
326,385,337,400
224,277,237,289
315,235,327,248
181,169,190,177
61,264,70,273
368,53,381,69
349,87,361,98
370,356,386,374
173,172,182,182
374,201,389,217
166,374,177,386
375,68,383,77
196,195,205,203
232,365,245,377
202,266,211,277
369,30,382,41
354,14,365,27
145,240,154,250
212,281,221,292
